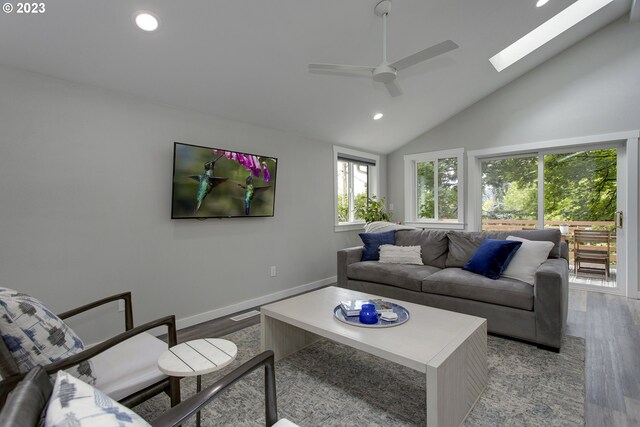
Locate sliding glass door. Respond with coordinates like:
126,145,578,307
543,148,618,289
479,146,621,292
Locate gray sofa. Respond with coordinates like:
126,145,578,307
337,229,569,351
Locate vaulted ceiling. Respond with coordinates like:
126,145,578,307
0,0,633,153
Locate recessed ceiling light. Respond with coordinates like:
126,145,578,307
373,113,384,120
536,0,550,7
135,11,159,32
489,0,613,72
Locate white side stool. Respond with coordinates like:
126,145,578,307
158,338,237,427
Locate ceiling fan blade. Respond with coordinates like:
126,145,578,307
384,81,403,97
308,63,375,74
390,40,459,71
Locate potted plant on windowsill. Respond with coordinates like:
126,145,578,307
354,195,393,224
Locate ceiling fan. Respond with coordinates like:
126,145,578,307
309,0,459,97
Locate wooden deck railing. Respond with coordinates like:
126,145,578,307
481,219,617,264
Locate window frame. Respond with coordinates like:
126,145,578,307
403,148,465,229
333,146,380,232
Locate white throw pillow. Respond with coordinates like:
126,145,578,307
45,370,151,427
501,236,554,285
378,245,424,265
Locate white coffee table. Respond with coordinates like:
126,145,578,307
158,338,237,427
260,286,487,427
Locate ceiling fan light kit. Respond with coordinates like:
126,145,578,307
309,0,459,97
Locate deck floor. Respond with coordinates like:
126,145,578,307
570,265,617,288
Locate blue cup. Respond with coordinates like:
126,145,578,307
359,303,378,324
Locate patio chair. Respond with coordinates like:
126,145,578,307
573,229,611,280
0,289,180,408
0,350,298,427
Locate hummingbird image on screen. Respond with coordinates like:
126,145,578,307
237,175,271,215
240,175,255,215
190,156,228,213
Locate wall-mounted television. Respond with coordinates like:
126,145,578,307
171,142,277,219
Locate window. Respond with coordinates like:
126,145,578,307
337,160,369,222
334,146,379,231
481,155,538,231
404,148,464,228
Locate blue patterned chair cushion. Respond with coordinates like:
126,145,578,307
0,287,96,384
45,370,150,427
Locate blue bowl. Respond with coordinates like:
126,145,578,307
359,303,378,324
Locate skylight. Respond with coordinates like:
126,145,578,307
489,0,613,72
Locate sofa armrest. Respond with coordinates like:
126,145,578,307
534,258,569,349
559,241,569,263
337,247,363,288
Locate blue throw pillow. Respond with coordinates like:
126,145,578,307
463,239,523,280
359,230,396,261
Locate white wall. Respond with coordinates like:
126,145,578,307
388,19,640,290
0,65,382,341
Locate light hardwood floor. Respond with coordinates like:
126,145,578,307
567,289,640,427
169,288,640,426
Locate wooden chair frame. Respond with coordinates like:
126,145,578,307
0,291,181,408
0,351,280,427
573,229,611,280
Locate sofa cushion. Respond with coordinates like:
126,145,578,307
359,231,396,261
445,231,487,267
395,229,448,268
92,332,168,401
463,239,522,280
485,229,561,258
445,229,562,267
422,268,534,310
347,262,441,292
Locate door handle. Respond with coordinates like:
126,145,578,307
616,211,623,229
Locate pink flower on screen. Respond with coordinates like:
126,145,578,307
262,162,271,182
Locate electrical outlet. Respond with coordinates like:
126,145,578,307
270,266,277,277
389,203,394,211
118,300,125,312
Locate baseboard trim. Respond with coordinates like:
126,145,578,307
173,276,336,332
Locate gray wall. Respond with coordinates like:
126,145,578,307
388,18,640,220
387,18,640,293
0,65,382,341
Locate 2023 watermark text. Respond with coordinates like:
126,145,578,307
3,2,46,14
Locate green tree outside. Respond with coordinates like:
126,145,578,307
481,149,616,223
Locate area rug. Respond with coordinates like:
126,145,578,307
135,325,585,426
